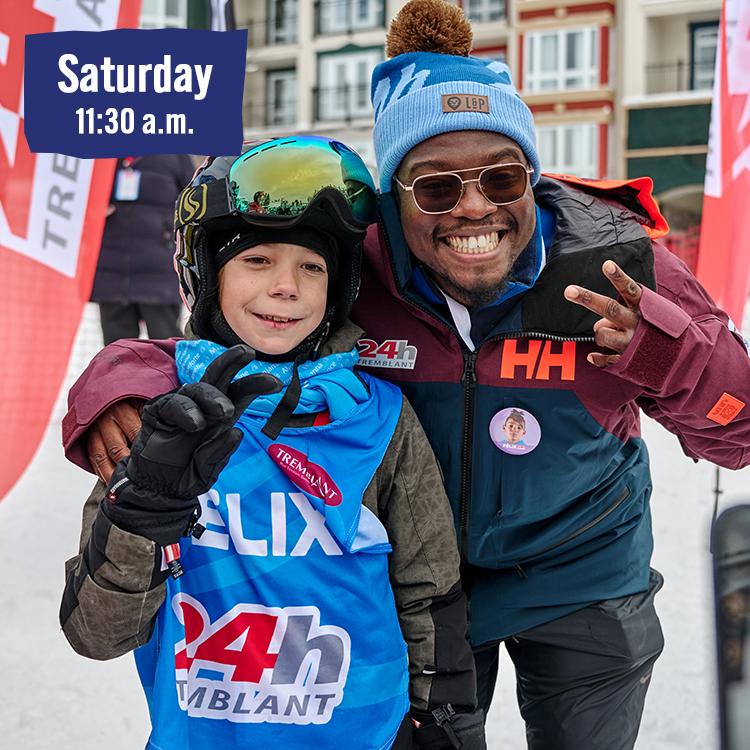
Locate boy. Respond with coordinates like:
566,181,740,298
61,137,484,750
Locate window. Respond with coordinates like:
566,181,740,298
525,27,598,92
473,50,507,64
268,0,297,44
317,49,382,120
318,0,384,35
464,0,506,24
267,69,297,126
139,0,187,28
691,22,718,91
537,123,598,178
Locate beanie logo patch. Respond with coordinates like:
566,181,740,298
441,94,490,114
176,184,208,226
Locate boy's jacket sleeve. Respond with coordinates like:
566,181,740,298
62,338,179,472
606,243,750,470
60,481,166,660
366,396,477,713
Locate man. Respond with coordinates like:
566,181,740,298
63,1,750,747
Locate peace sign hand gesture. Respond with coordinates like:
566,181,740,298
101,345,281,547
564,260,643,368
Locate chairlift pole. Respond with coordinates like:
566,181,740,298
711,465,723,554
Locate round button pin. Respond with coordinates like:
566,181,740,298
489,407,541,455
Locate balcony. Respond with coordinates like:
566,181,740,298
645,61,715,95
313,83,372,122
464,0,507,24
314,0,385,36
240,14,297,47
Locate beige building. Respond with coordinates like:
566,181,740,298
145,0,719,257
229,0,510,174
619,0,719,267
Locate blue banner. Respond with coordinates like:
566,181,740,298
24,29,247,157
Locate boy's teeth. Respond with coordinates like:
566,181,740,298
445,232,500,254
260,314,294,322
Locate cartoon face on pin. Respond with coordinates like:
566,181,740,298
489,408,541,455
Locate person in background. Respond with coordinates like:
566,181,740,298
91,153,195,344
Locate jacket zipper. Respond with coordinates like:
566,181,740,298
519,485,632,566
376,218,598,555
459,350,477,553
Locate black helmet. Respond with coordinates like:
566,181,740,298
173,136,378,355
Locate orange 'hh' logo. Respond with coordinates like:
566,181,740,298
499,339,577,382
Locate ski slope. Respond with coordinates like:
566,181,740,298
1,304,748,749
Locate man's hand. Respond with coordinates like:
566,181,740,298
564,260,642,367
87,399,144,484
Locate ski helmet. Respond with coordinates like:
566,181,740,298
173,136,377,354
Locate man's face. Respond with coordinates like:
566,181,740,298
395,131,536,307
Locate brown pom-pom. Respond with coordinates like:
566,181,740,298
386,0,473,59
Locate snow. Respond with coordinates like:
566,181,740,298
2,304,749,749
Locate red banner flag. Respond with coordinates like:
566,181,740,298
696,0,750,328
0,0,142,499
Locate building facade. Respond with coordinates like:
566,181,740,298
143,0,719,263
619,0,719,269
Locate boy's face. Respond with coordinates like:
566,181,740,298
219,243,328,356
503,418,526,444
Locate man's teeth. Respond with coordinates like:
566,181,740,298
445,232,500,254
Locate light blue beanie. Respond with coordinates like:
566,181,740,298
371,52,540,193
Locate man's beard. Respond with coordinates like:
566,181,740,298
430,267,512,308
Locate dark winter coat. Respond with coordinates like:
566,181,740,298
90,154,195,305
352,175,750,644
63,176,750,647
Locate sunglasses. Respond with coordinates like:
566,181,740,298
394,162,534,215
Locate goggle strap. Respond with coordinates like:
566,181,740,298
175,179,232,229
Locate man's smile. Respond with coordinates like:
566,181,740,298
442,230,505,254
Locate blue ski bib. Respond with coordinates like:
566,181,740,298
134,361,409,750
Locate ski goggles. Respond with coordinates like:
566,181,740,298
175,136,377,230
394,162,534,215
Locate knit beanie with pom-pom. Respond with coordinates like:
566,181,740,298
371,0,540,193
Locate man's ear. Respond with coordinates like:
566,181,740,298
391,177,402,208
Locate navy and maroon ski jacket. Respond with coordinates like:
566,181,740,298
63,175,750,645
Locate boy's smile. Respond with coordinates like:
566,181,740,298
219,242,328,356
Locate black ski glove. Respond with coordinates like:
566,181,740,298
101,345,281,547
411,706,486,750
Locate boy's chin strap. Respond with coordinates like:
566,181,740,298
260,321,331,440
261,351,306,440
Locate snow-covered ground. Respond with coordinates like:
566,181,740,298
1,304,748,749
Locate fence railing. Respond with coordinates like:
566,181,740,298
645,61,715,95
313,84,372,122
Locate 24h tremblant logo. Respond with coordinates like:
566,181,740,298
357,338,417,369
172,594,351,725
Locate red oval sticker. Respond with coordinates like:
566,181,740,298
268,443,342,506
